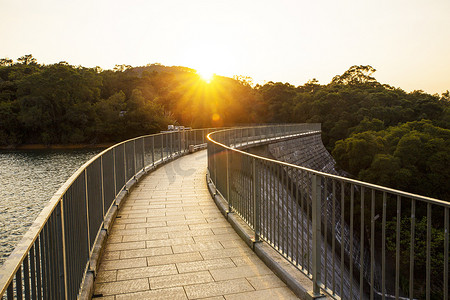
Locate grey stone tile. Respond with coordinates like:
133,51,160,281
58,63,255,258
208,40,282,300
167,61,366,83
120,246,173,259
98,257,147,271
176,258,235,273
223,287,299,300
149,270,213,289
246,274,286,290
121,232,169,242
95,270,117,283
184,278,254,299
115,286,187,300
199,247,253,260
124,220,167,229
102,251,121,261
94,278,149,296
172,242,224,254
146,252,203,266
116,263,178,280
146,225,189,233
146,237,194,248
209,265,273,281
105,241,146,252
169,229,214,238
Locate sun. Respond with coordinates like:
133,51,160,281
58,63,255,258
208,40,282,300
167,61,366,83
197,68,215,83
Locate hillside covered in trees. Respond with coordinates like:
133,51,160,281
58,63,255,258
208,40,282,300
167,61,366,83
1,56,449,199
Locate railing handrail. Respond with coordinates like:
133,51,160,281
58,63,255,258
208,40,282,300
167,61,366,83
0,127,216,298
206,124,449,300
207,127,448,207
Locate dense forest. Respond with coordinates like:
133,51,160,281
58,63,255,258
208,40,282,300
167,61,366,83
1,56,449,200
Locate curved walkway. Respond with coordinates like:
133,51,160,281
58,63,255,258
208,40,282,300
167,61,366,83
93,150,299,300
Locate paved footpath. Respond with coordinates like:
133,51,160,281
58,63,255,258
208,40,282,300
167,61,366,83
93,150,299,300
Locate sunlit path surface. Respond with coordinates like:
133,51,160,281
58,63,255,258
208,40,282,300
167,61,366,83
93,150,298,300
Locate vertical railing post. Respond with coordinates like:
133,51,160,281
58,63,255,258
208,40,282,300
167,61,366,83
226,149,231,213
252,157,260,242
59,200,68,300
84,170,91,255
308,174,325,299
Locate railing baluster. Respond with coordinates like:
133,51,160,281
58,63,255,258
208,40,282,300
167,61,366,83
311,174,322,297
409,199,416,299
360,187,364,300
395,195,401,299
370,190,375,300
444,207,449,300
382,192,386,300
340,181,345,298
426,203,431,300
350,184,354,299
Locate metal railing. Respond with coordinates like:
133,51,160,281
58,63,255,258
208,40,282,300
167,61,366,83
0,128,215,299
207,124,449,300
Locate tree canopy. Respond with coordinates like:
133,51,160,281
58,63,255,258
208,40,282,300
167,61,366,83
1,58,448,199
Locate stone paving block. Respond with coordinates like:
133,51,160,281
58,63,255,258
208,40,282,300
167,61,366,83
114,217,147,224
219,239,249,249
102,251,121,261
193,233,243,244
169,228,214,238
246,274,286,290
167,219,208,226
146,215,186,222
106,236,123,244
122,232,169,242
146,252,203,266
211,227,239,235
111,224,126,230
223,287,299,300
92,296,115,300
188,223,229,230
186,213,223,220
172,241,224,254
176,258,235,273
124,220,167,229
231,256,268,268
184,278,254,299
110,228,147,236
94,278,149,296
105,241,146,252
98,257,147,271
199,247,253,260
120,246,173,259
115,286,187,300
146,237,194,248
146,225,189,234
209,265,273,281
149,270,213,289
95,270,117,283
116,263,178,281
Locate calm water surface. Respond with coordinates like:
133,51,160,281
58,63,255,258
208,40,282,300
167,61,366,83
0,148,103,266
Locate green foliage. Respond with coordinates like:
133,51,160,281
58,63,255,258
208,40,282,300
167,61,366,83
333,121,450,199
386,216,446,298
1,58,449,199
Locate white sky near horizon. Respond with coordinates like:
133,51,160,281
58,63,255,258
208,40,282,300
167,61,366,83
1,0,449,94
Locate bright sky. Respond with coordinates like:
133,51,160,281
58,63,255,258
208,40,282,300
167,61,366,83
1,0,449,94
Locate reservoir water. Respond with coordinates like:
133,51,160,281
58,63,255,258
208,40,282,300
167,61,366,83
0,148,103,266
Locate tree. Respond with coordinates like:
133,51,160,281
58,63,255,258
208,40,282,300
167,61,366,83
331,65,378,86
17,54,37,65
0,58,13,66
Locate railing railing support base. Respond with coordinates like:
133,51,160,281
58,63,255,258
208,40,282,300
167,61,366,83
306,291,327,300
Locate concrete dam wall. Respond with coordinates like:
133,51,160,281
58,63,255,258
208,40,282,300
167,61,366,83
244,132,384,299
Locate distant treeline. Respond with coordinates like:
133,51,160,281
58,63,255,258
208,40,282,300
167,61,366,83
1,56,449,199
